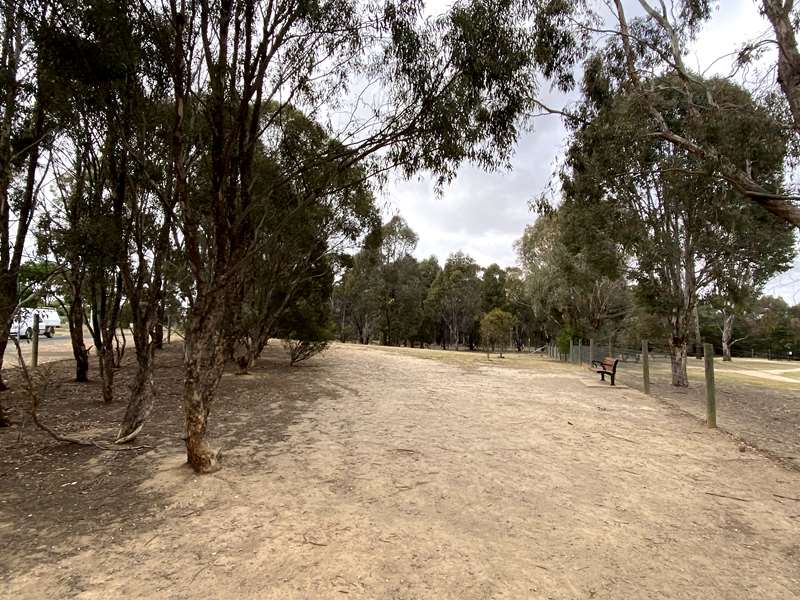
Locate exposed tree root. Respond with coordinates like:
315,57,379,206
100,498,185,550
13,339,153,452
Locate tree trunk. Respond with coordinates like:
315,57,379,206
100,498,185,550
98,347,115,403
182,303,226,473
153,303,164,349
65,281,90,382
669,337,689,387
115,295,158,442
0,272,18,391
693,304,702,359
762,0,800,136
0,329,9,425
232,337,253,375
116,345,155,443
721,313,734,362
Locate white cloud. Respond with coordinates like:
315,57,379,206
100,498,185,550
382,0,799,303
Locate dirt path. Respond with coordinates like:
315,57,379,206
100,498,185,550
2,343,799,599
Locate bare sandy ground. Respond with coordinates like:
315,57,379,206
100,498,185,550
2,343,799,599
2,332,79,367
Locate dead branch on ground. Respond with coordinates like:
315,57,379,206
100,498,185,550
12,338,152,451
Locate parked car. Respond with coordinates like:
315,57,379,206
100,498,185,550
9,307,62,339
35,307,62,338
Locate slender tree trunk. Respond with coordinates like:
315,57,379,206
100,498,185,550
0,330,9,425
116,350,155,442
67,289,89,382
233,336,253,374
116,326,155,443
669,307,690,387
99,347,115,403
153,301,165,349
693,304,702,359
721,313,734,362
0,272,17,392
669,337,689,387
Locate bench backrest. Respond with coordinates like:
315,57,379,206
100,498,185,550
601,357,620,372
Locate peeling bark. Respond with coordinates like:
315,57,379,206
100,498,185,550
182,302,226,473
693,304,702,360
116,341,154,443
669,337,689,387
67,290,90,382
721,312,735,362
99,347,115,403
762,0,800,136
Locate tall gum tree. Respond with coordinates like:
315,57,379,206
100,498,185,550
0,0,52,424
605,0,800,227
559,74,795,386
163,0,590,472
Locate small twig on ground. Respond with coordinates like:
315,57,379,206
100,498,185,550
774,494,800,502
599,432,638,444
12,338,152,452
302,533,328,547
189,562,222,584
705,492,749,502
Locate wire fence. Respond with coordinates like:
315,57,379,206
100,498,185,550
540,337,800,472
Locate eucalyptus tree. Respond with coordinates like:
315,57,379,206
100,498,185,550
374,216,422,345
336,250,382,344
559,74,794,385
707,213,795,361
481,264,508,313
36,0,175,412
160,0,589,471
223,105,380,374
39,144,92,383
480,307,517,357
426,252,482,350
0,0,53,423
504,267,536,350
276,257,337,366
516,212,628,344
602,0,800,226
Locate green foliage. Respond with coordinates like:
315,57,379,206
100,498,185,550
516,211,628,342
426,252,482,349
17,260,60,307
276,257,336,366
557,72,796,368
555,327,574,356
480,308,517,356
481,264,507,313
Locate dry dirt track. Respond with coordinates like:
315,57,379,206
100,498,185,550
2,343,800,599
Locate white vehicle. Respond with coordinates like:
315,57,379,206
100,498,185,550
35,308,62,337
9,307,61,339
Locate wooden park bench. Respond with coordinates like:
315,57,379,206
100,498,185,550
591,357,620,386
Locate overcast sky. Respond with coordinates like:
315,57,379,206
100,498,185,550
380,0,800,305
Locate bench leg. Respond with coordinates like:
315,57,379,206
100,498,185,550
600,373,605,382
610,373,615,386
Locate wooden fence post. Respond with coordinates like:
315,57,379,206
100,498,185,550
577,339,583,365
641,339,650,395
569,338,573,363
704,343,716,429
31,313,40,368
589,339,594,365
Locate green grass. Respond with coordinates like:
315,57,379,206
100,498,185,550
350,343,576,373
